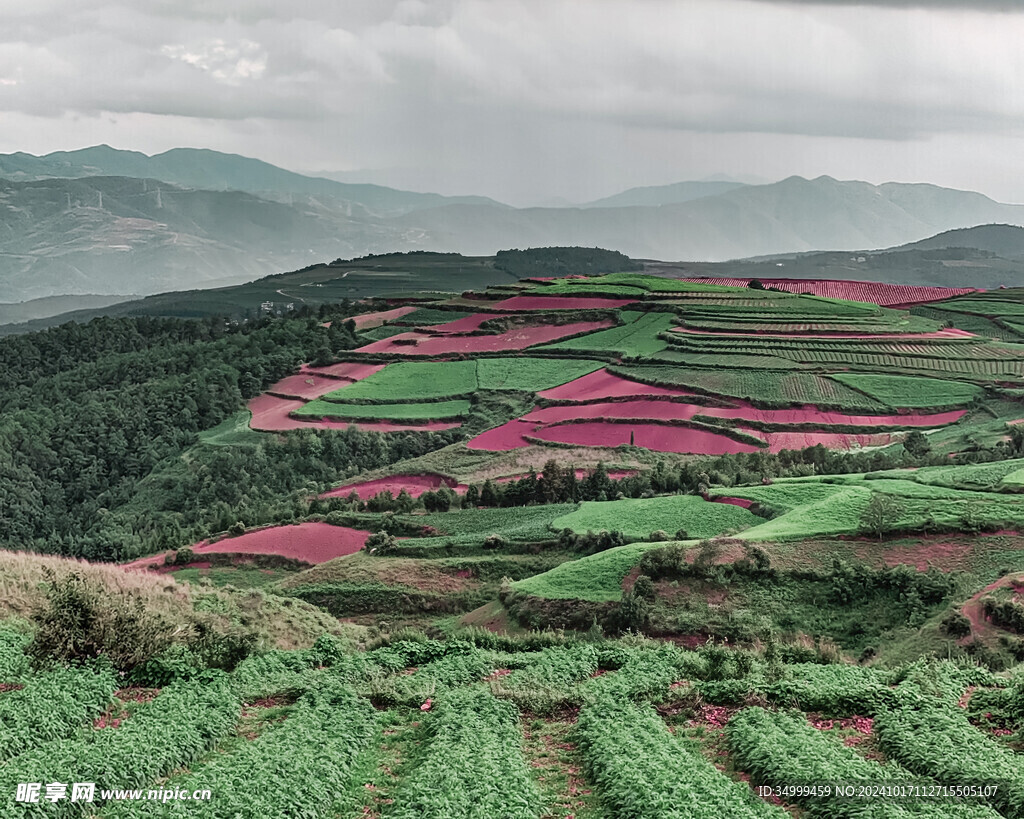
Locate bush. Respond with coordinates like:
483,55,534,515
483,534,507,550
365,530,398,554
648,530,670,542
941,610,972,638
27,570,177,673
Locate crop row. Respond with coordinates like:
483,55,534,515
874,701,1024,818
294,398,472,421
369,650,495,707
0,628,30,681
698,663,900,716
389,687,543,819
106,681,376,819
611,365,888,411
577,694,783,818
489,644,600,712
727,707,999,819
0,675,240,818
0,664,117,761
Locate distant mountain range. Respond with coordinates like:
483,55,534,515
0,145,502,217
1,145,1023,306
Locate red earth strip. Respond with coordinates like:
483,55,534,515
246,394,459,433
320,473,467,499
675,277,976,306
528,422,762,454
299,362,387,381
351,305,418,329
538,369,700,401
484,295,636,311
122,522,370,570
354,319,614,355
671,327,977,340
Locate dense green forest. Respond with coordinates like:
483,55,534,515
0,310,456,561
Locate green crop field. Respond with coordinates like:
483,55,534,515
475,357,603,391
512,542,657,601
294,398,471,420
409,504,579,541
615,365,889,410
324,361,478,402
540,311,676,356
551,495,761,540
829,373,982,409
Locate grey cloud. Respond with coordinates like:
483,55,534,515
748,1,1022,7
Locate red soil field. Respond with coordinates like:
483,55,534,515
529,422,761,454
123,522,370,570
312,419,462,433
485,295,636,311
713,496,755,509
677,277,976,306
671,327,976,340
321,473,467,499
266,373,357,401
299,362,387,381
523,400,957,430
700,405,966,428
355,320,614,355
426,313,495,334
467,420,539,451
524,401,702,424
246,394,459,433
538,369,699,402
247,394,309,431
761,431,893,453
351,305,418,329
495,468,638,483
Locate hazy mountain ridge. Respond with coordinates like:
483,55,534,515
393,175,1024,262
0,175,420,301
0,146,505,218
578,179,747,208
3,146,1024,302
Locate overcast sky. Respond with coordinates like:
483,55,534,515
1,0,1023,205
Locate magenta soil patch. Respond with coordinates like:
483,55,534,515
351,306,418,329
671,327,977,340
495,468,638,483
700,405,966,427
266,373,357,401
524,401,702,424
761,430,893,453
247,394,310,431
538,369,699,402
467,420,539,451
355,320,614,355
484,295,636,311
529,422,762,454
424,313,495,334
124,522,370,570
299,362,387,381
311,419,462,433
321,473,467,499
713,496,755,509
676,277,975,307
